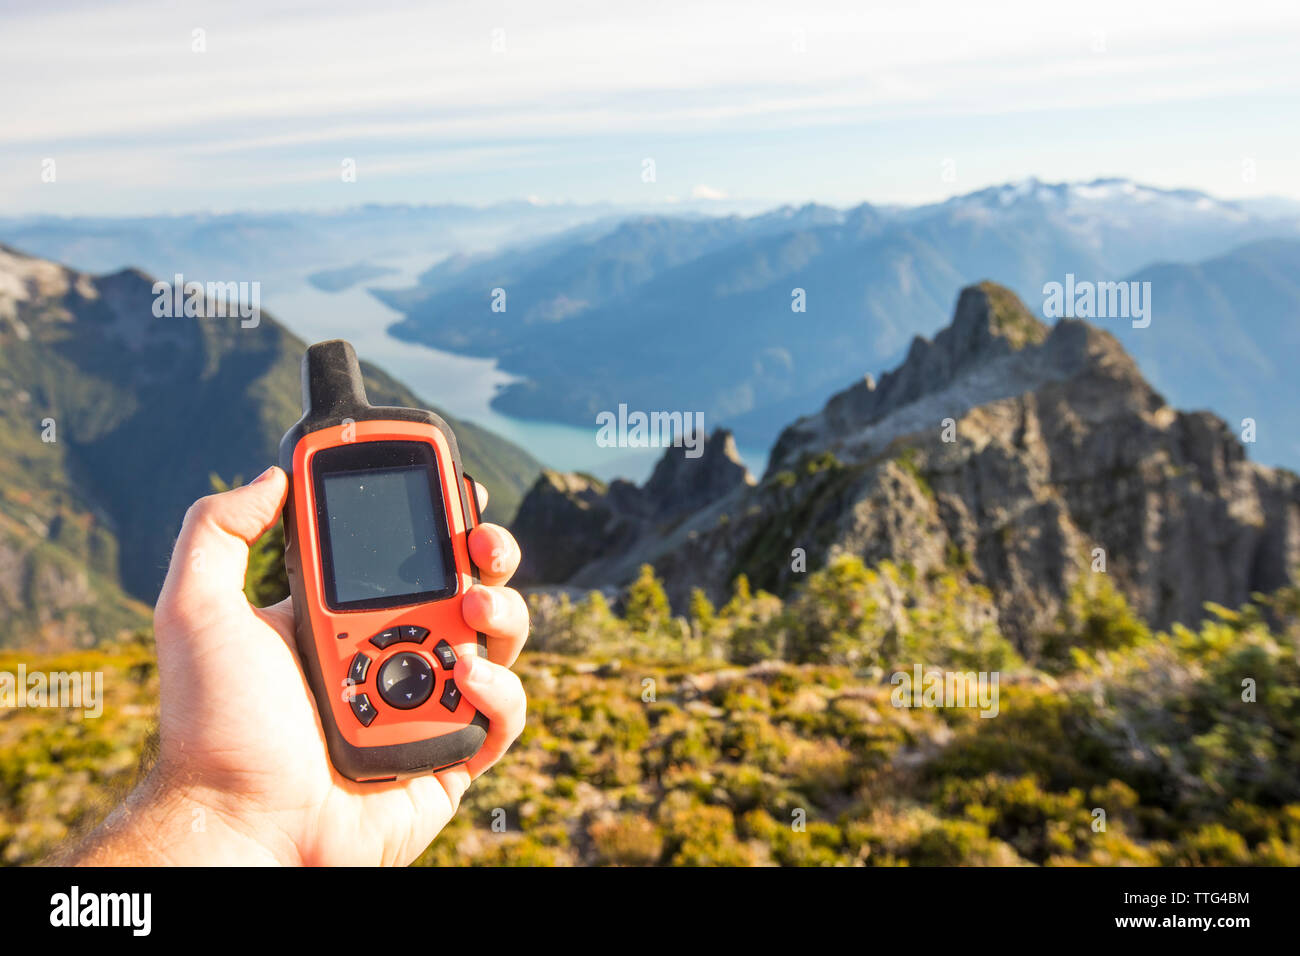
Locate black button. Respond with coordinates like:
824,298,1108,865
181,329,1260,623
397,624,429,644
369,627,401,650
377,652,434,710
432,640,457,669
349,692,377,726
347,653,371,685
439,678,462,712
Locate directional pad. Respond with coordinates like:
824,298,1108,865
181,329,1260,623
376,652,434,710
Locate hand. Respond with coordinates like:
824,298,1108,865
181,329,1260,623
69,466,528,866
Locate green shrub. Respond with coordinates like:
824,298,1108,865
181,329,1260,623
589,814,664,866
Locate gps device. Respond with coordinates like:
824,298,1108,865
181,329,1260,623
279,340,488,782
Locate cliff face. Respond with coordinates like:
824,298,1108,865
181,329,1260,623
512,282,1300,655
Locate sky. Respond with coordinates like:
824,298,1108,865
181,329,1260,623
2,0,1299,216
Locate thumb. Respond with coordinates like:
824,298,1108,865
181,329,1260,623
156,466,288,631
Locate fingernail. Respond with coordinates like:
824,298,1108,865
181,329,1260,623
251,466,276,485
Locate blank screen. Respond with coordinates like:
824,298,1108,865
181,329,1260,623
320,465,451,605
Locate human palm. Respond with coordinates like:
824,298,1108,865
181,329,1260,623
74,466,528,866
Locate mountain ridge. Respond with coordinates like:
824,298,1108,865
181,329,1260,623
379,178,1300,460
0,244,541,647
511,281,1300,655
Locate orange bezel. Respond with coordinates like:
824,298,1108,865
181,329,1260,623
290,419,483,754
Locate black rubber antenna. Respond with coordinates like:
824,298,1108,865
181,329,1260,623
280,338,463,473
301,339,369,416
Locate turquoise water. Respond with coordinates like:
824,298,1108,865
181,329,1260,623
260,256,767,483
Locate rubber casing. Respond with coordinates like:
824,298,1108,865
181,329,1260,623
279,340,488,782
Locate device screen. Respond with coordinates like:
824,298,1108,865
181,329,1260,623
313,443,457,610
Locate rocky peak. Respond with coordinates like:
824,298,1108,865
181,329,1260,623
512,431,754,585
864,281,1048,413
768,282,1123,473
519,283,1299,657
643,429,755,520
951,281,1050,352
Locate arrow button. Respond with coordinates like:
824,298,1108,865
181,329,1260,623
376,652,434,710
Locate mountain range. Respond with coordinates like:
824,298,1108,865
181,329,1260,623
4,180,1299,650
376,179,1300,470
511,282,1300,655
0,244,541,648
6,178,1297,473
1110,238,1300,467
0,199,760,288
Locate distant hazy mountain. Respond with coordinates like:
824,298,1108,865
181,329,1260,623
380,179,1300,465
0,199,761,285
1111,239,1300,468
306,262,398,293
8,181,1298,476
0,244,540,647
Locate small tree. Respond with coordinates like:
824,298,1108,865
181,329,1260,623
689,588,715,638
624,564,671,634
783,554,880,665
1039,572,1150,670
720,573,752,619
688,587,718,660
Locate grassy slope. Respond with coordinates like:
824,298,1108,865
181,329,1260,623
3,563,1297,867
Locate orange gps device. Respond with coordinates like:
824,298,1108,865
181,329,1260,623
279,340,488,782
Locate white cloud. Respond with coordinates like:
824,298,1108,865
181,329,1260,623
1,0,1298,211
691,184,728,201
4,0,1299,146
